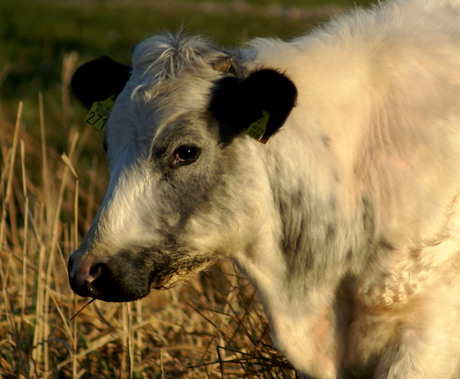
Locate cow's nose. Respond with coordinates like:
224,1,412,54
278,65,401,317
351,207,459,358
68,249,152,302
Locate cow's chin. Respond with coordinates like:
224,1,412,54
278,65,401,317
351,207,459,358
69,247,217,303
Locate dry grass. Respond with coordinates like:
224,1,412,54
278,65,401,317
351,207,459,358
0,54,296,378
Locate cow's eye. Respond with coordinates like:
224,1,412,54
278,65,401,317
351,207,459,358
173,146,199,165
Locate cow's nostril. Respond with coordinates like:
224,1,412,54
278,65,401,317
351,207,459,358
68,254,110,299
89,262,104,281
85,261,111,299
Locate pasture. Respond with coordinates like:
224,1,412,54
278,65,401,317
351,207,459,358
0,0,371,377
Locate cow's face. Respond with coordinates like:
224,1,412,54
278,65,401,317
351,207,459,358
68,34,296,302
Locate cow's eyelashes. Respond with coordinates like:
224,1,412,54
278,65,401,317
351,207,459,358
173,146,200,166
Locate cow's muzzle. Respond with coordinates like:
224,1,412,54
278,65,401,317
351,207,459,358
68,249,151,302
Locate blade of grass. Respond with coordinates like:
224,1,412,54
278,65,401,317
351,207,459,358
20,140,28,328
0,101,23,244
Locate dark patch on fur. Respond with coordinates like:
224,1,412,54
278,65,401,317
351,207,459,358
275,183,316,275
332,274,357,375
333,275,383,379
409,248,421,259
71,56,131,109
379,238,395,251
326,223,337,240
321,131,331,149
361,195,376,243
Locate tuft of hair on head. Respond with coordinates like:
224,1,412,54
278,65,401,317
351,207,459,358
131,31,233,88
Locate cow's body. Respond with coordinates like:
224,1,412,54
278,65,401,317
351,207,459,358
69,0,460,377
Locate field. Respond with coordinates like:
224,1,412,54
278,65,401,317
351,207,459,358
0,0,372,377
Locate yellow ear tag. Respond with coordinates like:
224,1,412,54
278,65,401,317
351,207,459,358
85,96,115,131
246,110,271,144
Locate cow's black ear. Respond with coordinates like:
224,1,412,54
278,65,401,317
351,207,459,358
209,69,297,144
71,56,131,109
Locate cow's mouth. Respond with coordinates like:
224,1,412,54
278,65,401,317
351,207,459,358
68,248,216,302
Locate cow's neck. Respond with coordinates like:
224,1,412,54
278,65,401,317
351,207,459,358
231,136,367,378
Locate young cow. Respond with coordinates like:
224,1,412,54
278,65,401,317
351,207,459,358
68,0,460,377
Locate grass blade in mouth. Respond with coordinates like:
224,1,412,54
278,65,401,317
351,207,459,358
70,298,96,323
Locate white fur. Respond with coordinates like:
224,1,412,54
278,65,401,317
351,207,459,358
231,1,460,377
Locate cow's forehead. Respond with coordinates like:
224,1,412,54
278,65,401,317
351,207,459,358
106,71,222,166
110,74,216,152
130,33,229,96
114,34,228,134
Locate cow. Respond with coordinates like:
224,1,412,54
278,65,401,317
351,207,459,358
68,0,460,377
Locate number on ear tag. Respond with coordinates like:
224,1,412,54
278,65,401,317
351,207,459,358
85,96,115,131
246,110,271,144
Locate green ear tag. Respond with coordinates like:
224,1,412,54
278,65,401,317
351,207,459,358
246,110,271,144
85,96,115,131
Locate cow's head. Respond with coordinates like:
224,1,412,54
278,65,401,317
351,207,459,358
68,33,297,302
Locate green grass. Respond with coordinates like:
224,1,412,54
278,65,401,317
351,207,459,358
0,0,373,377
0,0,373,103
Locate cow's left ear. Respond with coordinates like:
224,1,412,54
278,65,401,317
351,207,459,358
71,56,131,109
209,69,297,144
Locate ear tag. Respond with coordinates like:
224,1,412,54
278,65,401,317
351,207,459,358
85,96,115,131
246,110,271,144
246,110,270,143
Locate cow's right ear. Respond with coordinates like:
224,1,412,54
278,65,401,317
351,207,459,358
71,56,131,109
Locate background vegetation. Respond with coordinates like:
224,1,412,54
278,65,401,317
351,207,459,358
0,0,372,377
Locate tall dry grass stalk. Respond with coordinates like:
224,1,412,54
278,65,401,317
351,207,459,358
0,53,295,378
